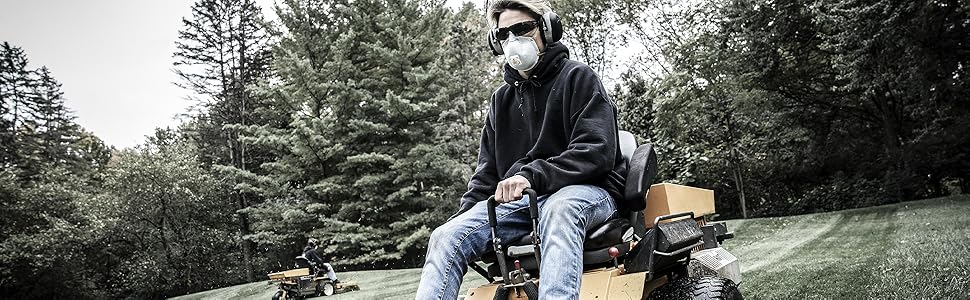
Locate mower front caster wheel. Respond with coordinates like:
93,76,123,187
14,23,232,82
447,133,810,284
492,281,539,300
315,281,335,296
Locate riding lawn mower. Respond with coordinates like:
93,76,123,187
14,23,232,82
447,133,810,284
267,255,359,299
461,131,743,300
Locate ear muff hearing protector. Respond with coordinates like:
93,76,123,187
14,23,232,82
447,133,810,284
539,11,563,46
488,11,562,56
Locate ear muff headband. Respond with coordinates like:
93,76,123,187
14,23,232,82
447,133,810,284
488,10,563,56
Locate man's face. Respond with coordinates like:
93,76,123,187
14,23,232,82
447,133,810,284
497,9,545,52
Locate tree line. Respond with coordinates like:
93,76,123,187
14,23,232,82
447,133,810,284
0,0,967,298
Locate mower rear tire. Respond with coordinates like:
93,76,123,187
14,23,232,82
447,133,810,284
648,276,741,300
273,290,303,300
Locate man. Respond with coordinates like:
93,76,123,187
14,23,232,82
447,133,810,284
304,238,339,283
415,0,627,299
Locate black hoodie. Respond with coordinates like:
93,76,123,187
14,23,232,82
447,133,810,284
455,42,627,217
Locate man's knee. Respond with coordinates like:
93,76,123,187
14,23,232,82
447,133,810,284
428,222,462,252
542,185,610,220
426,215,492,263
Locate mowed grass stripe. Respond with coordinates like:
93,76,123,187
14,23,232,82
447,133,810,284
734,213,843,273
329,269,421,300
169,281,277,300
756,206,897,299
870,196,970,299
733,196,970,299
170,264,494,299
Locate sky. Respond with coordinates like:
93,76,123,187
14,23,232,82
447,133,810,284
0,0,473,149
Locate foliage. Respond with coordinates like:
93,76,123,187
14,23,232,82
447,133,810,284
551,0,633,75
239,0,496,270
0,170,104,299
0,42,109,298
87,129,241,298
0,42,112,298
173,0,280,281
615,0,970,217
0,42,110,182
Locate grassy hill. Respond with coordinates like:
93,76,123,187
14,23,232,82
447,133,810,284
171,195,970,300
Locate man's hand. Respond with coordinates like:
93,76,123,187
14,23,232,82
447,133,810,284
495,175,531,203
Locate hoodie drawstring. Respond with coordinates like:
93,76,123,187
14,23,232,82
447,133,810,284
515,78,541,116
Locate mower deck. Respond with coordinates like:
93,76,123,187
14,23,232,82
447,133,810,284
464,267,668,300
331,282,360,294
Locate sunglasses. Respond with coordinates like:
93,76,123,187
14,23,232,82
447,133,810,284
494,21,539,40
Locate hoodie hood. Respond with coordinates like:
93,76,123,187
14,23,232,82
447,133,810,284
503,42,570,86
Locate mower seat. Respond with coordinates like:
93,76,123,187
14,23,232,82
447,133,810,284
477,131,658,279
483,220,633,276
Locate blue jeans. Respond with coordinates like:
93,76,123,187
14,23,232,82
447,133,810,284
415,185,617,300
321,263,337,282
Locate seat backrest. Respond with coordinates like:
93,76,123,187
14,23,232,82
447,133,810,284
622,132,658,212
618,131,637,167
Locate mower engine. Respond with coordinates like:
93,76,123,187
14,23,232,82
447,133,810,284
688,221,742,285
689,247,741,284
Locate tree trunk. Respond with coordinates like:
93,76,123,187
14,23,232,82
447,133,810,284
174,0,269,283
229,137,256,282
237,196,255,282
731,164,748,219
880,112,908,203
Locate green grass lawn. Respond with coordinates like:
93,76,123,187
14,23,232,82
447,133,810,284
168,268,490,300
171,195,970,300
726,195,970,299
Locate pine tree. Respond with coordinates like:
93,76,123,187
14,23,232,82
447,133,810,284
243,0,496,268
173,0,275,280
0,42,111,299
31,67,80,166
1,43,101,182
0,42,37,171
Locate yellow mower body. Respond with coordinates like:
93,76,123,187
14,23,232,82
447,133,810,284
267,268,359,298
464,183,727,300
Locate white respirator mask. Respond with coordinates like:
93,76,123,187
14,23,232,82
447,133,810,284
502,35,541,72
